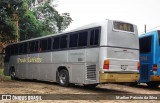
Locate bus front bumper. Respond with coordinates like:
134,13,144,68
99,72,139,83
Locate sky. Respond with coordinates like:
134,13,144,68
56,0,160,35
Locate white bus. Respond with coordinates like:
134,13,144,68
4,20,140,87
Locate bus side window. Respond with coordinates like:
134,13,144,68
4,46,10,62
158,31,160,45
78,31,88,47
47,38,52,50
60,35,68,49
90,30,94,45
40,39,47,51
90,28,100,46
18,43,23,54
23,42,28,54
14,44,18,55
53,37,60,50
35,41,39,52
29,42,34,53
94,29,100,45
69,33,78,48
10,45,13,55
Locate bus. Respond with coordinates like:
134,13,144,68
4,20,140,87
139,30,160,87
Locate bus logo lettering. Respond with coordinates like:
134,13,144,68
17,57,42,63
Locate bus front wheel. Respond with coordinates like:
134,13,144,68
58,69,69,87
10,68,17,80
146,82,159,88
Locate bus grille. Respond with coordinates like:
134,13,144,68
140,64,149,80
86,65,96,80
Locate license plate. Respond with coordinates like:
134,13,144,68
121,65,128,70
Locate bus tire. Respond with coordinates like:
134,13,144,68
10,68,17,80
58,69,69,87
146,82,159,88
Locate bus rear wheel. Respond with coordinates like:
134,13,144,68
58,69,69,87
146,82,159,88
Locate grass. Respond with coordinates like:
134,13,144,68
0,68,11,80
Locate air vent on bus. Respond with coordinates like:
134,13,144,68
86,65,96,81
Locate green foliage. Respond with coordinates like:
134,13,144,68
19,7,42,40
0,0,73,41
0,0,18,42
33,2,72,34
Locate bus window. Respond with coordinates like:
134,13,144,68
60,35,68,49
10,45,14,55
35,41,39,52
4,46,10,62
29,41,39,53
23,42,28,54
48,38,51,50
18,43,23,54
78,31,88,47
139,36,152,53
158,31,160,45
90,30,94,45
69,33,78,48
113,21,134,32
14,44,18,55
90,28,100,46
40,38,51,52
53,36,60,49
40,39,47,51
95,29,100,45
29,41,35,53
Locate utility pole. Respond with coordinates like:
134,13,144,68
144,24,146,33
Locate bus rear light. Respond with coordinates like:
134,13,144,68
153,64,157,71
137,62,140,70
103,60,109,69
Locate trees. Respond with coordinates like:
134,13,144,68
33,2,72,35
20,0,73,40
19,1,43,40
0,0,72,41
0,0,21,42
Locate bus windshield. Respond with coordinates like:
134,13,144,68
139,36,152,53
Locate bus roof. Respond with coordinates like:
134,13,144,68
8,19,135,45
9,20,107,45
139,30,160,38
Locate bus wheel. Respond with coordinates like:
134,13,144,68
10,68,17,80
146,82,159,88
58,69,69,87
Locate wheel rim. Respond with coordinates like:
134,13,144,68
59,73,66,84
11,71,15,78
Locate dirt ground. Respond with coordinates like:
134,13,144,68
0,78,160,103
